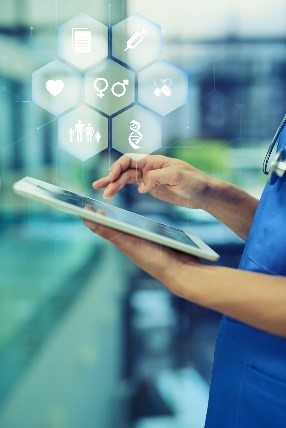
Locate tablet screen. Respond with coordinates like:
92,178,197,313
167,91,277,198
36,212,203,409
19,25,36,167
26,178,200,249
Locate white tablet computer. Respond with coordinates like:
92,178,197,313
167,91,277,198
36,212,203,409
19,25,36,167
13,177,219,262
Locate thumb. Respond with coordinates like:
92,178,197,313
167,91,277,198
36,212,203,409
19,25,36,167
139,167,174,193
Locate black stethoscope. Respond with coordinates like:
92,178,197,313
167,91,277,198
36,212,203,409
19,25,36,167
263,113,286,178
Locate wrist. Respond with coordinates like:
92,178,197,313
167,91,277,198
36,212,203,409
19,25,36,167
163,257,218,301
202,178,226,213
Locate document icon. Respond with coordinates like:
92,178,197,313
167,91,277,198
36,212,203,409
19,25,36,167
72,28,91,53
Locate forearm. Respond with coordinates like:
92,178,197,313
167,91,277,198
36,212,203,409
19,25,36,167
84,209,286,337
204,179,259,240
162,262,286,337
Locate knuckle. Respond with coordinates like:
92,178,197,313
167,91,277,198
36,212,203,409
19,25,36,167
111,181,121,191
172,169,183,185
128,171,135,182
116,178,126,190
123,171,132,183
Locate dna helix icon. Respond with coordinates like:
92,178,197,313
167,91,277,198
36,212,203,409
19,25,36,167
128,120,143,150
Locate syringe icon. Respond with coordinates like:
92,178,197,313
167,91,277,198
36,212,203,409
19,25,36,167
124,28,148,52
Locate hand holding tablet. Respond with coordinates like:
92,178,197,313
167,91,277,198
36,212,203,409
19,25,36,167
13,176,219,262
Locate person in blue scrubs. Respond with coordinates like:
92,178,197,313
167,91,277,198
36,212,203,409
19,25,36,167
84,120,286,426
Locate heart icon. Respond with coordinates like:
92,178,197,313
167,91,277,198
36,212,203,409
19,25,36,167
46,80,65,97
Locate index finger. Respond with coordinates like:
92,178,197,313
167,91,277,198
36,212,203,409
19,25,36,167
109,154,164,181
109,156,139,181
93,156,145,188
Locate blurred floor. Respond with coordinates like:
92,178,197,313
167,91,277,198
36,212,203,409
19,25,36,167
0,221,127,428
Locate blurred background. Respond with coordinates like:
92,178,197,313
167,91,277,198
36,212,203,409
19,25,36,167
1,0,286,427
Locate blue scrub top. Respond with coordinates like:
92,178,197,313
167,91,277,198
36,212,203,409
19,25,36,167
205,126,286,427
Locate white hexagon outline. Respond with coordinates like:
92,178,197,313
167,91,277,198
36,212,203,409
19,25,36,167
111,13,162,71
32,59,82,116
112,105,162,160
138,60,189,117
85,58,136,117
58,13,109,72
58,105,109,161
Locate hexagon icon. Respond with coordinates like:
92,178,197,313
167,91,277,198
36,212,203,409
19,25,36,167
112,14,162,70
85,59,135,117
138,61,189,116
112,106,162,161
58,106,108,161
32,60,81,116
58,14,108,71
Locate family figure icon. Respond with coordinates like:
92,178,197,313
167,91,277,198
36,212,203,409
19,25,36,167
69,120,101,143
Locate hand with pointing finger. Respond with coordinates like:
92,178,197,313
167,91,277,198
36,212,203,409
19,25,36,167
93,154,216,209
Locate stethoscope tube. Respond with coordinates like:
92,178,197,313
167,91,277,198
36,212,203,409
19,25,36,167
263,113,286,175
